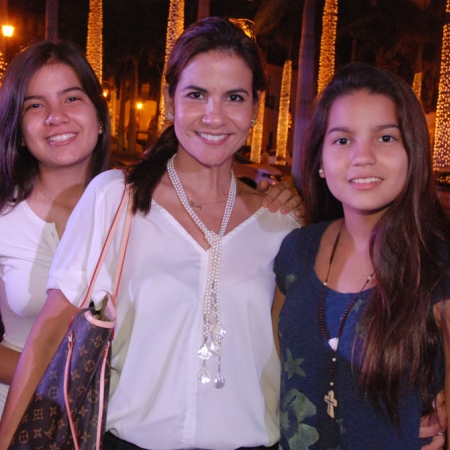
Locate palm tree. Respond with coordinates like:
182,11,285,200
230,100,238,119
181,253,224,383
86,0,103,83
317,0,338,93
275,59,292,165
197,0,210,20
45,0,58,42
291,0,316,187
157,0,185,135
433,0,450,170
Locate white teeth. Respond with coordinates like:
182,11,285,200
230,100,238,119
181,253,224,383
351,177,381,184
199,133,227,142
48,133,76,142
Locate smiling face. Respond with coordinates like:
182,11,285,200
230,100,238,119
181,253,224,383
320,89,408,218
165,50,259,168
21,62,102,172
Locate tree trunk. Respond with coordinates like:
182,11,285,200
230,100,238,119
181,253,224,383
117,75,127,152
128,58,138,153
157,0,185,135
86,0,103,82
197,0,210,20
45,0,58,42
433,0,450,170
291,0,316,188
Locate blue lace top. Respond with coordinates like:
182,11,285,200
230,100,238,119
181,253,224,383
275,221,445,449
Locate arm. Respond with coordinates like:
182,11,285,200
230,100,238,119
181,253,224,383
272,285,286,358
257,179,305,219
0,289,77,449
0,346,20,384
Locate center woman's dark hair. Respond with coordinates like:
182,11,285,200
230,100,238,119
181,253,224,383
127,16,267,214
0,40,110,212
301,62,450,423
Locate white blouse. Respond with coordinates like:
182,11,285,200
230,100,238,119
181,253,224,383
0,200,60,416
48,170,298,450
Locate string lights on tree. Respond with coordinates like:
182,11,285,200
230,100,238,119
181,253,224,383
0,52,7,81
412,43,423,101
227,19,263,163
412,72,422,101
158,0,185,134
276,59,292,165
433,0,450,170
86,0,103,83
317,0,338,93
250,91,266,163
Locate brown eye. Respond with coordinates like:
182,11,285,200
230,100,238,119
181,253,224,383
334,138,350,145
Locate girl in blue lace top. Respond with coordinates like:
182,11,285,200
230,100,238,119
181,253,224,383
273,63,450,449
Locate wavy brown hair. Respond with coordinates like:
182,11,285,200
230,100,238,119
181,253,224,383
301,62,450,423
127,16,266,214
0,40,110,212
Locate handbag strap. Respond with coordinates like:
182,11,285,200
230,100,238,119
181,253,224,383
79,182,133,310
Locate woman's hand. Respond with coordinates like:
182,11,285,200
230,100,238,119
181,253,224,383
420,390,446,449
257,179,305,220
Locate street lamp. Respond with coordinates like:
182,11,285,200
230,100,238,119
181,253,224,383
2,24,14,65
2,25,13,37
0,24,13,79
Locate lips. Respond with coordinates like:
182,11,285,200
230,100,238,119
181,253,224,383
47,133,76,143
198,132,227,142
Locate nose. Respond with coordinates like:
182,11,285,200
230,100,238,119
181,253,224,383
351,140,376,166
201,99,226,127
44,103,69,126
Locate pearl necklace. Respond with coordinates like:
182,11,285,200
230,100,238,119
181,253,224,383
319,222,374,418
167,155,237,389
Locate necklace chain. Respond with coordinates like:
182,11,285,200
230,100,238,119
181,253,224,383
36,182,73,212
167,155,237,389
318,221,374,418
188,198,227,211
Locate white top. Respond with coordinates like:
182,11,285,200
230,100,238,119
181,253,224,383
48,170,298,450
0,200,60,416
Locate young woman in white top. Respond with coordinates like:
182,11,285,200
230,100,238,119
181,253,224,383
0,40,110,417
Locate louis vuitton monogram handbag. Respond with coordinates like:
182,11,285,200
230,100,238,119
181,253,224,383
8,184,132,450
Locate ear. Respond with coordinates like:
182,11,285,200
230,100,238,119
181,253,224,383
163,83,174,116
319,164,325,178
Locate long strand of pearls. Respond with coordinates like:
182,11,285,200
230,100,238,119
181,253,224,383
167,155,236,389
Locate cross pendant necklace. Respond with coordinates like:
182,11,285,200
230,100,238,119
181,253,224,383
318,221,374,419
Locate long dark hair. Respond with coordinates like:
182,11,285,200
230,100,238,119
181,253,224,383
127,16,266,214
0,40,110,212
301,62,450,423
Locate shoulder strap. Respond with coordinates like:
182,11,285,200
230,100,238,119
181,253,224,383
81,183,133,309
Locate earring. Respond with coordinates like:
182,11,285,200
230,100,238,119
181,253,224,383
319,168,324,177
98,125,104,134
20,137,26,147
250,119,256,128
166,112,174,122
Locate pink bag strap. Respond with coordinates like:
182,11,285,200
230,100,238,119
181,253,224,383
79,182,133,310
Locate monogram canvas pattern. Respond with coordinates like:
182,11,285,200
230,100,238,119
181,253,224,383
8,305,113,450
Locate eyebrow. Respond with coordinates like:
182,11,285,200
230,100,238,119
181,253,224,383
327,123,400,134
181,85,250,96
24,86,85,102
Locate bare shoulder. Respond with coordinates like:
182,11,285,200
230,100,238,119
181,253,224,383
237,180,264,213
